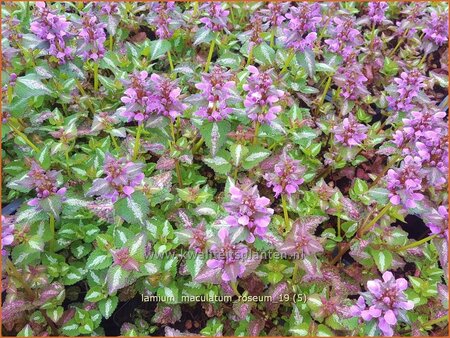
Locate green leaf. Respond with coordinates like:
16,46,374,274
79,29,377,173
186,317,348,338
148,39,172,61
35,143,51,169
289,323,309,336
98,296,118,319
199,121,231,157
15,74,53,98
352,178,368,195
85,286,106,302
64,266,85,285
47,306,64,323
242,146,270,170
367,188,389,204
193,27,214,45
39,195,63,220
204,155,232,175
316,324,334,337
230,144,248,167
297,49,316,77
17,324,34,337
217,51,242,69
253,42,275,66
114,191,149,226
106,265,132,294
370,249,393,273
382,57,399,76
86,249,113,270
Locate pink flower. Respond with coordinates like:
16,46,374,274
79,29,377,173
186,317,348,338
351,271,414,336
264,151,305,197
224,183,273,242
333,114,368,147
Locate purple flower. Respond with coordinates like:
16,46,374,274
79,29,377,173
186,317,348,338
386,156,424,209
368,2,389,24
120,70,150,122
176,220,207,253
259,2,288,30
276,216,325,257
423,11,448,46
334,114,368,147
387,70,425,112
198,228,248,283
199,2,229,32
243,66,284,124
334,63,369,100
1,215,15,256
16,161,67,207
111,248,139,271
78,12,107,61
87,199,115,224
264,151,305,197
194,66,236,121
280,3,322,52
99,3,118,16
30,2,73,64
324,17,361,55
423,205,448,239
148,2,182,40
224,183,274,243
147,74,186,121
350,271,414,336
153,304,181,325
86,154,145,203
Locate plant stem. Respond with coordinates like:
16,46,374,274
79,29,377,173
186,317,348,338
270,27,275,48
421,315,448,328
193,2,199,16
281,195,290,232
252,121,260,144
7,122,39,152
5,259,35,300
395,234,438,252
94,62,99,91
7,85,13,103
133,123,143,161
110,134,120,151
205,37,216,72
175,160,183,188
358,202,392,236
193,137,204,153
75,80,95,115
109,34,113,51
49,214,56,252
246,46,254,66
230,281,241,297
337,214,341,238
281,50,295,74
318,76,332,107
167,50,174,72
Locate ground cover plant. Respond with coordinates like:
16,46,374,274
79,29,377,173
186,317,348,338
1,1,449,336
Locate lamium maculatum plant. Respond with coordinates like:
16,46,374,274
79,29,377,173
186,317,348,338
1,1,448,337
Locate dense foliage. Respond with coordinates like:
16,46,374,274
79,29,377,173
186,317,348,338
1,1,449,336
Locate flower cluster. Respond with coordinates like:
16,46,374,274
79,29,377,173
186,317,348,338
386,155,424,209
334,62,369,100
368,2,389,24
199,2,229,32
243,66,284,124
1,215,15,256
78,12,107,61
325,17,361,56
387,70,425,112
264,151,305,197
30,2,73,63
350,271,414,336
281,3,322,52
423,10,448,46
334,114,368,147
86,154,145,202
224,183,274,242
199,228,248,283
120,71,151,123
194,66,236,121
147,2,182,40
147,74,186,121
17,161,66,207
